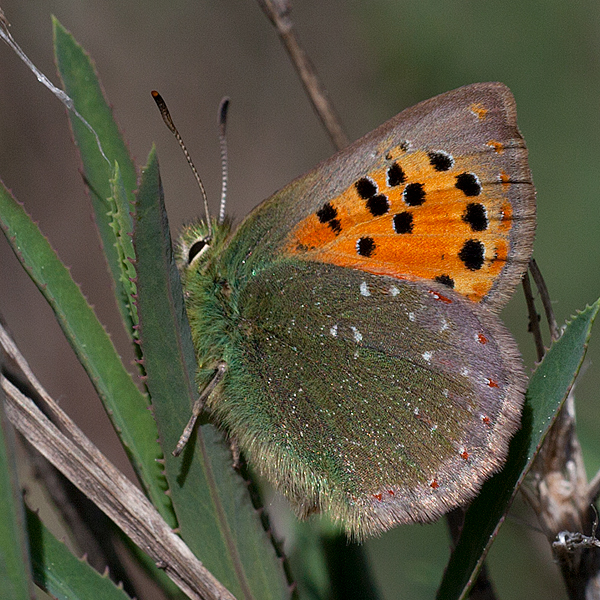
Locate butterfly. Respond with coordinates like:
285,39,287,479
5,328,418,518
174,82,535,539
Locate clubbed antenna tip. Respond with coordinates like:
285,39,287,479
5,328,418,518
151,90,212,238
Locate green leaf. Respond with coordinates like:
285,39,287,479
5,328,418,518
0,180,173,526
290,518,380,600
27,508,133,600
133,147,291,600
118,536,188,600
0,378,35,600
108,163,139,335
437,299,600,600
53,17,138,333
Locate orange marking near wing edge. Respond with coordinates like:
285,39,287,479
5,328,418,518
470,103,488,120
487,140,504,154
498,201,513,233
429,290,453,304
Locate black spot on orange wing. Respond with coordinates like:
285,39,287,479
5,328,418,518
317,202,337,223
357,237,376,257
403,183,426,206
356,178,378,199
435,274,455,288
316,202,343,235
455,173,482,196
462,203,488,232
393,212,413,234
459,239,485,270
387,162,406,186
367,194,390,216
427,151,454,172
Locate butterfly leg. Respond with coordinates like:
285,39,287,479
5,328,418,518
228,436,241,470
172,361,227,456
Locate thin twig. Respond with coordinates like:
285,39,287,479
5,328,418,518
2,378,235,600
0,324,235,600
522,270,545,362
255,0,349,151
529,258,560,341
0,8,109,164
0,322,108,468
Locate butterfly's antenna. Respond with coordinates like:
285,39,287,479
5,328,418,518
217,97,230,225
151,90,213,238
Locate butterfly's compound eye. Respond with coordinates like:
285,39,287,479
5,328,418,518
187,237,210,265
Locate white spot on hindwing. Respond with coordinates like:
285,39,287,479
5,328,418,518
360,281,371,296
330,324,338,337
350,326,363,343
422,351,433,362
389,285,400,296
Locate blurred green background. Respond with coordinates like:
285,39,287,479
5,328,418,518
1,1,598,598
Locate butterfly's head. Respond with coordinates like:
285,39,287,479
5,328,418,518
176,217,232,283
